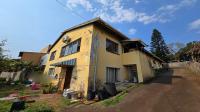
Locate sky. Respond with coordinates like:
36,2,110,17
0,0,199,58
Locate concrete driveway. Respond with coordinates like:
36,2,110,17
64,68,200,112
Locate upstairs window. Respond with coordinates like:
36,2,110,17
106,39,118,54
49,51,56,61
60,39,81,57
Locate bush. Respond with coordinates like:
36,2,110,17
24,101,54,112
0,77,6,82
42,84,58,94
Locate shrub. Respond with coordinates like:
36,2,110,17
0,77,6,82
42,84,58,94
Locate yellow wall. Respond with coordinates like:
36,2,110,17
44,25,94,96
44,23,163,97
138,51,154,81
89,26,128,87
89,26,162,86
122,50,144,82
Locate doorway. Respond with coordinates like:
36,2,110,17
128,65,138,83
63,67,73,89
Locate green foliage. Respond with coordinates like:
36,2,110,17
0,77,6,82
60,97,73,106
0,40,7,60
102,84,142,107
0,100,12,112
0,100,54,112
43,83,58,94
175,41,200,62
150,29,172,62
102,91,128,107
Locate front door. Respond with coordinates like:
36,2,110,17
63,67,73,89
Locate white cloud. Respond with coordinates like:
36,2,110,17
189,19,200,33
66,0,93,11
129,28,137,35
158,0,197,15
65,0,197,24
94,0,138,23
134,0,141,4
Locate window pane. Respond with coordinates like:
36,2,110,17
106,67,119,83
50,51,56,61
106,39,118,54
60,38,81,57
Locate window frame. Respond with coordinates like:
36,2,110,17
106,39,119,54
49,51,56,61
106,67,119,83
48,68,55,77
60,38,81,57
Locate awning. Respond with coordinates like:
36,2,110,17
50,58,76,67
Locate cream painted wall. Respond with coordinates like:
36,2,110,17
90,26,127,87
122,50,144,82
138,51,154,81
44,25,94,96
44,23,163,97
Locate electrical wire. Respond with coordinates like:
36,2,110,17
55,0,87,20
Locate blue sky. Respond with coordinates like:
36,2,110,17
0,0,200,58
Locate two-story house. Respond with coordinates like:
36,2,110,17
44,18,163,96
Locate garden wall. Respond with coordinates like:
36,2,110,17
0,71,22,81
184,62,200,75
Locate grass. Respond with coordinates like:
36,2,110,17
0,84,77,112
101,84,143,107
0,84,42,98
102,91,128,107
0,97,74,112
0,100,12,112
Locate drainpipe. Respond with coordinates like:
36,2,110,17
92,31,99,92
94,34,99,92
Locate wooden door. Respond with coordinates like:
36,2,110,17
63,67,73,89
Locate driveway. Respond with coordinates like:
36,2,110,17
64,68,200,112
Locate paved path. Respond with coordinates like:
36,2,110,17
64,68,200,112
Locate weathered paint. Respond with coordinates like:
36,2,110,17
44,25,94,96
44,22,163,97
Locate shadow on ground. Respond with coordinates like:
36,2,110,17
145,69,183,85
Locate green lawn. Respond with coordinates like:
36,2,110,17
0,84,41,98
101,84,143,107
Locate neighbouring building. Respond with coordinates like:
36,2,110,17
44,18,164,96
19,45,51,67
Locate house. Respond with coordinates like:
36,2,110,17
43,18,164,96
19,45,51,67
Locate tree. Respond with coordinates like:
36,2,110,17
0,40,6,60
150,29,171,62
175,41,200,62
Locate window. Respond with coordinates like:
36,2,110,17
106,67,119,83
106,39,118,54
48,68,55,77
49,51,56,61
60,39,81,57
